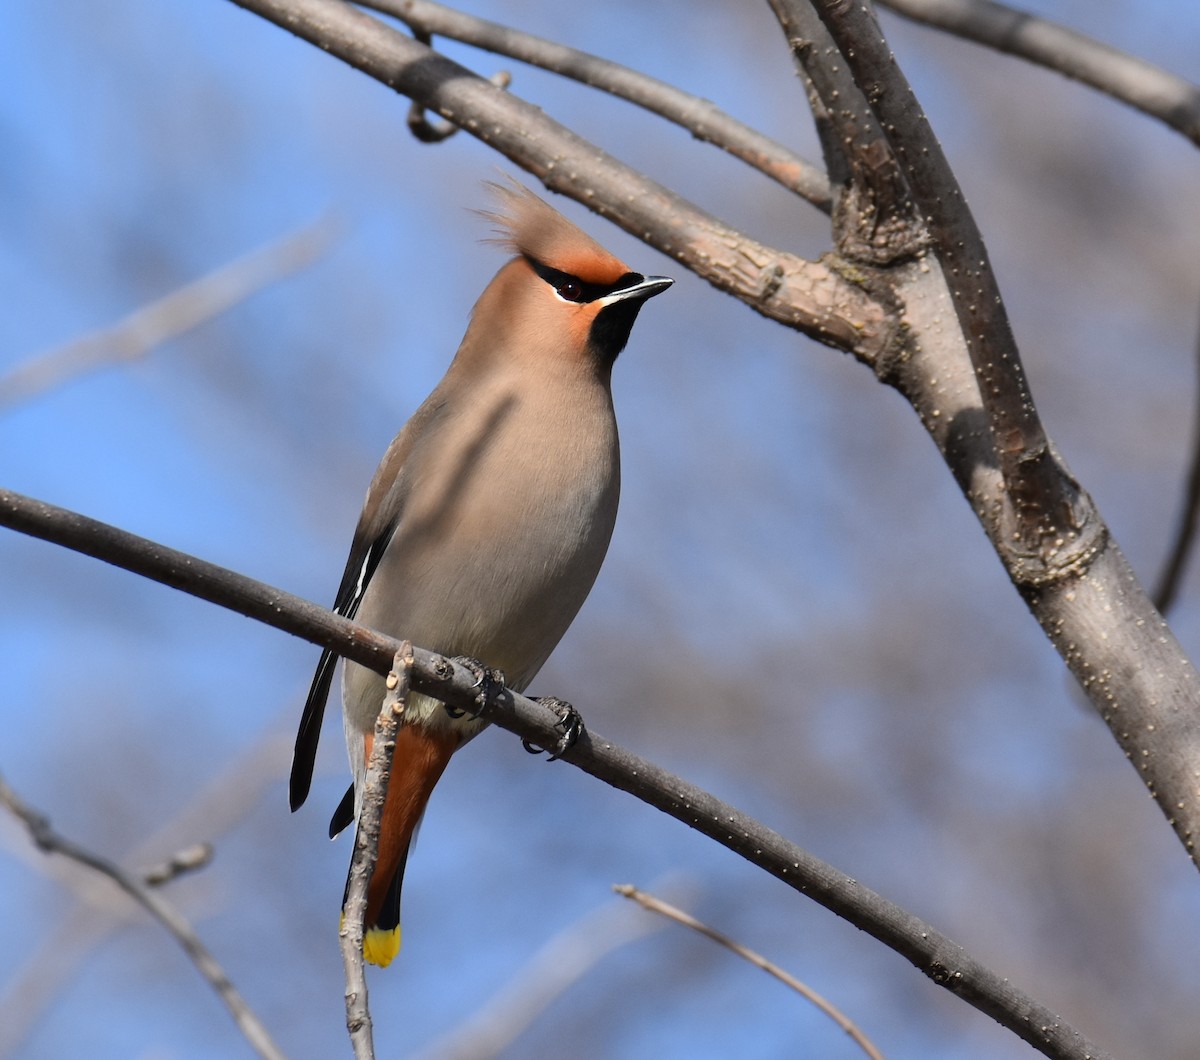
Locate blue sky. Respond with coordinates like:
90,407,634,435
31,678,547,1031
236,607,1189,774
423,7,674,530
3,2,1200,1058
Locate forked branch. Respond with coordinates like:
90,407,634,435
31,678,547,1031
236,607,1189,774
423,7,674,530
0,773,284,1060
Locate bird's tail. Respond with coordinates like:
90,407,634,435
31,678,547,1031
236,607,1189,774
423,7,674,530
343,723,458,968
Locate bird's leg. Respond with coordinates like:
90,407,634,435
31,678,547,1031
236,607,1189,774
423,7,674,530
522,697,585,761
444,657,505,719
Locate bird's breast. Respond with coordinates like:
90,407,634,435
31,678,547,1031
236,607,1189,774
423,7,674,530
350,378,619,714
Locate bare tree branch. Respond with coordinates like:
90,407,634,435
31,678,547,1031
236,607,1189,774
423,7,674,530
615,885,884,1060
362,0,832,209
767,0,926,266
806,0,1099,578
0,487,1111,1060
878,0,1200,147
338,646,414,1060
0,216,338,410
142,843,215,887
801,0,1200,871
406,41,511,143
226,0,891,358
1154,298,1200,613
15,2,1198,1050
0,772,285,1060
0,726,293,1056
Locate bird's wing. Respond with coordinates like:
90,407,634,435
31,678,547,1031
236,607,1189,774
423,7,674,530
288,408,437,812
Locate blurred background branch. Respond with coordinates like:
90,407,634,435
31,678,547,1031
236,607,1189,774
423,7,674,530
615,883,884,1060
0,216,337,410
0,772,284,1060
413,884,671,1060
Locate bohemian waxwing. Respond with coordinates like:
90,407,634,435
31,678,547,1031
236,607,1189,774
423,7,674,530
290,180,672,966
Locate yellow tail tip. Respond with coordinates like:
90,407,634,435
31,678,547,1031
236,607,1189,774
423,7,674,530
363,926,401,967
338,913,402,968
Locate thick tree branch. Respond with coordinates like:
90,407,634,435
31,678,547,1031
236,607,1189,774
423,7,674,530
227,0,892,360
361,0,832,209
808,0,1101,580
0,488,1110,1059
792,1,1200,868
878,0,1200,147
887,257,1200,868
768,0,927,265
0,772,284,1060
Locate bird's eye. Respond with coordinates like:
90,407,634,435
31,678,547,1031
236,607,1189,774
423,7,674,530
557,279,584,302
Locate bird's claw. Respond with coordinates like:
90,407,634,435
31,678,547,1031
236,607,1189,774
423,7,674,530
522,697,584,761
444,657,505,719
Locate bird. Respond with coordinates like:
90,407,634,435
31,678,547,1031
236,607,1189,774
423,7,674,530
289,179,672,967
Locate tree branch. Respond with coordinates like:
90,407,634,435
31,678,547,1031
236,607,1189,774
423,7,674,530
0,487,1110,1059
0,726,293,1056
767,0,927,266
615,885,883,1060
808,0,1100,580
801,0,1200,870
142,843,215,887
361,0,832,209
878,0,1200,147
226,0,892,360
0,772,284,1060
1154,297,1200,613
339,646,414,1060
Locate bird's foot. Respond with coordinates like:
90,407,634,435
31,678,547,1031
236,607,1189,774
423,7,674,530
444,657,505,719
522,697,585,761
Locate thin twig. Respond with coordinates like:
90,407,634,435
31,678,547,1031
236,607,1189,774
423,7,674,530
142,842,215,887
364,0,831,209
406,24,512,144
0,487,1110,1060
878,0,1200,147
339,645,413,1060
0,726,292,1056
0,215,338,409
1154,296,1200,613
615,885,884,1060
0,772,284,1060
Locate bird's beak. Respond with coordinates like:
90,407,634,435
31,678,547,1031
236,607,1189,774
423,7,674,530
600,275,674,307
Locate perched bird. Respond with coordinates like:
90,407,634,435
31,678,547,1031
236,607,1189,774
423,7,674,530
290,180,672,967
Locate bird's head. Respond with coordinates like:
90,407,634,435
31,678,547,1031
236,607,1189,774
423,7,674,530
466,180,673,378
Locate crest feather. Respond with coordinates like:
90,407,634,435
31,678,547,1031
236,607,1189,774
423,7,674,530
480,179,631,285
